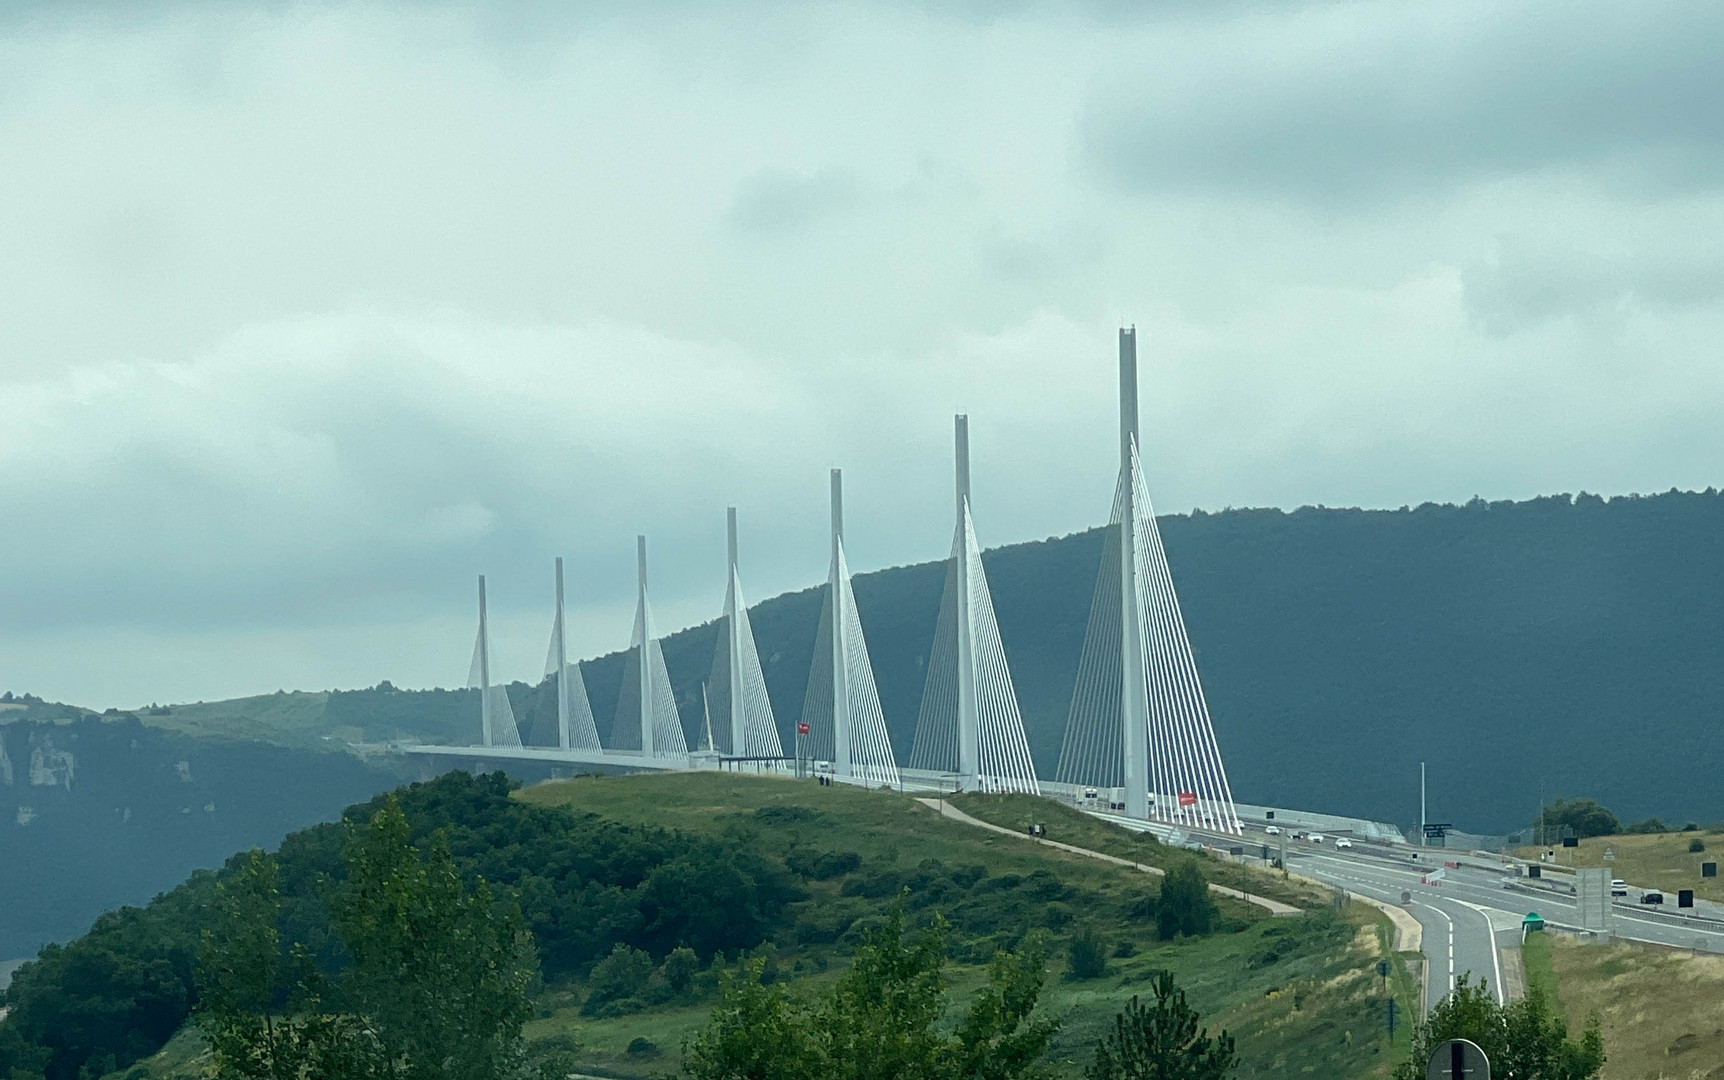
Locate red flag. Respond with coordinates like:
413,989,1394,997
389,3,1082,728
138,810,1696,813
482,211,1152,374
797,721,811,735
1177,792,1198,808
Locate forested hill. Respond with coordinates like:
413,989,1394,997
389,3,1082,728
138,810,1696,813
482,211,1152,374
126,488,1724,834
614,488,1724,834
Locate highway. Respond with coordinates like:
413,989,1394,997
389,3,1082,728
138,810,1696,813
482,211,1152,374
1279,836,1724,1009
1138,818,1724,1014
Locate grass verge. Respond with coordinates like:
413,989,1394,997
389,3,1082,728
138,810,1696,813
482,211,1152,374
1540,933,1724,1079
1514,830,1724,904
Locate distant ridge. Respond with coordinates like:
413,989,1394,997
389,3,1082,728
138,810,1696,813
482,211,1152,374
47,487,1724,835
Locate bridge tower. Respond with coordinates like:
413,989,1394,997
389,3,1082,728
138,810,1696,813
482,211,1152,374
707,508,784,760
467,574,522,748
611,537,688,758
800,470,900,787
543,557,602,750
908,416,1039,794
1056,328,1241,833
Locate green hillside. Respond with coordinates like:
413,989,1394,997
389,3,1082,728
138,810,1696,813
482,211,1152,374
115,487,1724,833
0,771,1416,1080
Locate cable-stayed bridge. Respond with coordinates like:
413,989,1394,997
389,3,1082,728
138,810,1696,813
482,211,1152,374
409,328,1241,833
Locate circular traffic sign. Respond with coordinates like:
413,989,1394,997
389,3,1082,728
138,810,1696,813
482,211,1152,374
1426,1038,1489,1080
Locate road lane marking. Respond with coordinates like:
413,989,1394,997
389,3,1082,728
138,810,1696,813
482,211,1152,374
1445,897,1506,1004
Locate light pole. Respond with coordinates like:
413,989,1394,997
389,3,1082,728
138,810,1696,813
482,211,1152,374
1420,761,1426,849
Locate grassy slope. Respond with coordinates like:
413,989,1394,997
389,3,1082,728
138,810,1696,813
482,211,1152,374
140,691,333,747
1514,830,1724,904
948,792,1330,911
518,773,1417,1080
1534,934,1724,1079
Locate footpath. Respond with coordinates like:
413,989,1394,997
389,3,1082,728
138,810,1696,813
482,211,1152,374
914,798,1301,916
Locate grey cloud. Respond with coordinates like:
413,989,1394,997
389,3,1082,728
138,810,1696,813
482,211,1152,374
1463,231,1724,335
1086,1,1724,203
725,167,866,235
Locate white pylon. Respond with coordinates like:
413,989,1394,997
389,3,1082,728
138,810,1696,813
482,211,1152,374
909,416,1040,794
708,508,785,760
468,574,522,749
800,470,900,787
543,557,602,750
613,536,687,757
1056,328,1241,833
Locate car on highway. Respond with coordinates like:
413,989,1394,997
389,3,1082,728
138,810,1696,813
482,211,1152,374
1309,833,1326,844
1611,879,1629,896
1333,838,1353,849
1641,891,1664,905
1263,825,1281,835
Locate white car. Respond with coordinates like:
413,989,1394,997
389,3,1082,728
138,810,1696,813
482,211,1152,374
1309,833,1327,844
1611,879,1629,897
1264,825,1281,835
1333,838,1354,849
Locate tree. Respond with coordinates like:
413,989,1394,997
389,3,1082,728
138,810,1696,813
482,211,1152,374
663,947,700,995
1086,971,1236,1080
1155,864,1215,941
1395,976,1604,1080
196,797,548,1080
684,906,1056,1080
582,943,654,1015
197,850,363,1080
330,798,539,1080
1537,800,1619,841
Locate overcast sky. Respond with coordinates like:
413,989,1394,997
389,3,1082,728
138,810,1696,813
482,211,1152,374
3,0,1721,709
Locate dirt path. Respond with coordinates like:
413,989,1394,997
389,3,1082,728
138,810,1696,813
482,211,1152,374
914,797,1301,916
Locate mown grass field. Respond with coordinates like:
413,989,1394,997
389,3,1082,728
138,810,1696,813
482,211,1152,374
1528,931,1724,1080
519,772,1419,1079
1516,830,1724,905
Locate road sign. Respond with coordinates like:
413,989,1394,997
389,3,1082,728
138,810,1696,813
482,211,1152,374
1679,889,1695,908
1427,1038,1490,1080
1177,791,1198,807
797,721,810,735
1603,847,1615,862
1704,862,1717,879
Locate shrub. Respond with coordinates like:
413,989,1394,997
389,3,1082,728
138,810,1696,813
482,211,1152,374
753,806,825,825
794,906,859,945
662,946,699,995
1691,838,1706,853
840,871,901,898
626,1037,660,1058
1067,926,1109,980
584,943,654,1015
785,848,862,880
1112,940,1138,959
1156,863,1216,940
950,864,989,889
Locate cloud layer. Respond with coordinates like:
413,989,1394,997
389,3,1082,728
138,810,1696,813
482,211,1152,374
2,0,1721,707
